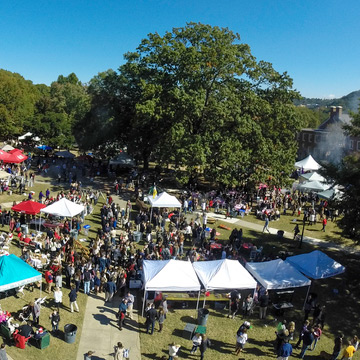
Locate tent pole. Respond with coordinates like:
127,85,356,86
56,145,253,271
142,289,146,317
195,290,200,312
202,294,206,308
303,284,311,309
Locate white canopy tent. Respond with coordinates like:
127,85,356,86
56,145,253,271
295,155,321,171
142,259,201,315
148,192,182,222
0,170,10,179
41,198,85,217
299,172,326,183
193,259,257,306
299,180,330,192
245,259,311,290
1,145,14,151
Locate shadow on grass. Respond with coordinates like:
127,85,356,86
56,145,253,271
141,353,158,359
210,338,234,354
180,315,196,324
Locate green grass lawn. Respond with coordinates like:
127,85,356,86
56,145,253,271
240,210,360,249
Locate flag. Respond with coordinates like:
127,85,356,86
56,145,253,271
153,185,157,199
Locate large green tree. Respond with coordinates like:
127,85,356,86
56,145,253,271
81,23,304,186
0,69,40,138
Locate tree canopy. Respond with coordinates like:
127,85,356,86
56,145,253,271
80,23,304,187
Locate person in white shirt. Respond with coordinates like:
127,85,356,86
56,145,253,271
169,342,180,360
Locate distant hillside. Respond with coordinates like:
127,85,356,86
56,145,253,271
294,90,360,113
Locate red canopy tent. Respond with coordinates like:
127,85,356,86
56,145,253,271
12,201,46,215
0,150,11,162
12,201,46,231
4,150,28,163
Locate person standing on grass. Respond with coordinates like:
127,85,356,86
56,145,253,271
259,290,269,319
145,303,157,335
53,286,63,311
235,327,248,355
341,340,357,359
322,217,327,232
199,334,211,360
263,215,270,233
168,342,180,360
330,333,344,360
69,285,79,312
49,310,60,334
157,307,165,332
277,338,292,360
191,333,202,354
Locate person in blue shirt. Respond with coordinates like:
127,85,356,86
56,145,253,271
118,299,128,330
277,338,292,360
38,191,44,203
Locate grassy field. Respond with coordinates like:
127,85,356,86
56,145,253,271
0,173,108,360
241,209,359,249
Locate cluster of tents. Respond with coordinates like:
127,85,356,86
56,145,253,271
295,155,341,200
11,198,85,231
142,252,345,313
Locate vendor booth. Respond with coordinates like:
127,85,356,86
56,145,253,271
142,259,201,315
193,259,257,306
148,192,181,222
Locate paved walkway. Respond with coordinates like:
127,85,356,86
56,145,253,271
77,192,141,360
76,293,141,360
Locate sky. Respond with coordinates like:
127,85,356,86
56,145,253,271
1,0,359,99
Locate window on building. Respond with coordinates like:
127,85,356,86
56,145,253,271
315,135,321,143
308,134,313,143
357,141,360,151
350,140,354,150
302,133,307,142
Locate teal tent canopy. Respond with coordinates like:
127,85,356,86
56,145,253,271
0,254,42,291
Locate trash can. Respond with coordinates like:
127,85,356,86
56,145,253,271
64,324,77,344
133,231,142,243
21,224,28,235
83,225,90,236
197,308,209,326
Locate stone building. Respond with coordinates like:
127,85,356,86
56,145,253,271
297,106,358,162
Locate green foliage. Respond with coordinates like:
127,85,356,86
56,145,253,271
0,69,40,138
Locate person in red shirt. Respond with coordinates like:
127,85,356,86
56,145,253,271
322,218,327,232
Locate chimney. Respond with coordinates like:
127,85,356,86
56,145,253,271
336,106,343,118
330,106,336,119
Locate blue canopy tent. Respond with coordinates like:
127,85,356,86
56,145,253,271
285,250,345,307
0,255,42,295
285,250,345,280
